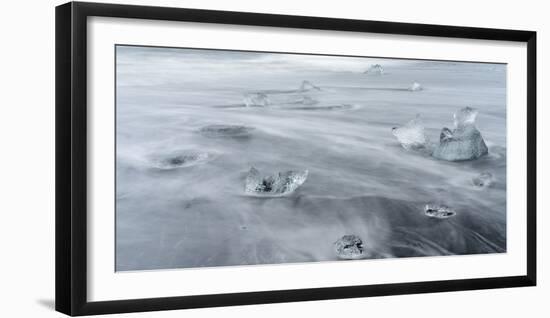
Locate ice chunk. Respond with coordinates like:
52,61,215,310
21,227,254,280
334,235,365,260
299,80,321,92
432,107,489,161
472,172,494,188
432,126,488,161
245,167,308,196
199,124,254,138
364,64,384,75
408,82,423,91
392,115,431,151
151,151,214,170
244,93,269,107
453,106,478,128
424,204,456,219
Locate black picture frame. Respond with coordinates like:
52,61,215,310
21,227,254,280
55,1,537,316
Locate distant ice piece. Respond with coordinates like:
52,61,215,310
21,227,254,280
424,204,456,219
453,106,478,128
199,124,254,138
432,107,489,161
245,167,308,196
151,151,214,170
392,115,431,151
334,235,365,260
296,95,319,105
288,95,319,106
472,172,494,188
243,93,269,107
299,80,321,92
364,64,384,75
284,103,357,111
408,82,423,91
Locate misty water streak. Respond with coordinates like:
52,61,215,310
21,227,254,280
115,46,506,271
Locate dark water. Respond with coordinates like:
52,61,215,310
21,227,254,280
115,46,506,271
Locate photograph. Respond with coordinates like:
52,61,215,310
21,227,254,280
115,45,507,271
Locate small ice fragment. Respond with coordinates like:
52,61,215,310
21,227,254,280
245,167,308,196
364,64,384,75
244,93,269,107
408,82,423,91
199,124,254,138
297,95,319,105
151,152,213,170
299,80,321,92
472,172,494,188
334,235,365,260
432,107,489,161
392,114,430,151
286,95,319,106
453,106,478,128
424,204,456,219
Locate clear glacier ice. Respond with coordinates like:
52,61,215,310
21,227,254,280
151,151,214,170
408,82,423,91
453,106,478,128
424,204,456,219
392,114,431,151
432,107,488,161
364,64,384,75
472,171,494,188
299,80,321,92
245,167,308,196
199,124,254,138
243,92,269,107
334,235,365,260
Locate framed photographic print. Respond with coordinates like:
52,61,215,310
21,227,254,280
55,1,536,316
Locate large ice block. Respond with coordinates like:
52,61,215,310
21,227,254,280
245,167,308,196
432,107,489,161
392,115,431,151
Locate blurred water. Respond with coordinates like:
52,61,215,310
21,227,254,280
115,46,506,271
